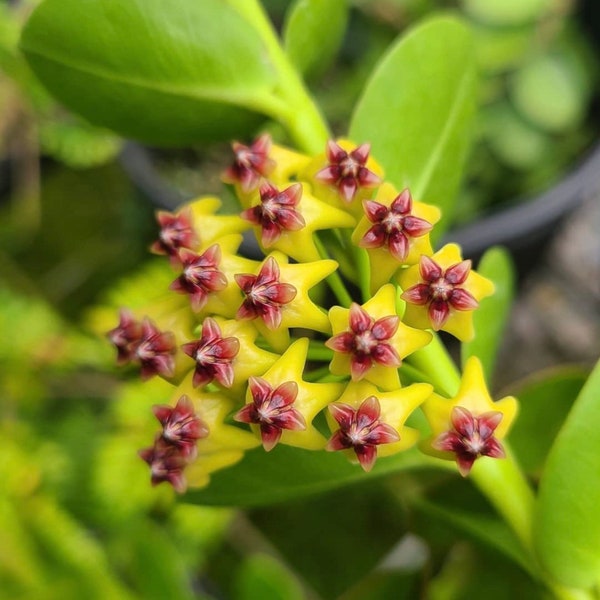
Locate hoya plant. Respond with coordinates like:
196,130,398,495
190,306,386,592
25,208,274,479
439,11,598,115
19,0,600,597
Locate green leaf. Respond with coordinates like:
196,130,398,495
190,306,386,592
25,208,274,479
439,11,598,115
249,483,408,597
185,444,430,507
234,554,305,600
461,247,515,382
126,520,196,600
20,0,277,145
409,474,534,575
534,359,600,588
283,0,348,79
349,15,477,236
483,102,551,170
510,54,587,134
508,366,587,476
416,500,532,574
39,117,122,169
460,0,551,26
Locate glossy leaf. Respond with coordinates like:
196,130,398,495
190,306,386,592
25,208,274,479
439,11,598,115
409,473,534,575
416,499,532,574
234,555,304,600
283,0,348,79
127,520,196,600
185,444,430,507
461,247,515,382
20,0,277,145
508,366,587,476
534,359,600,588
250,483,407,598
427,542,544,599
349,16,477,237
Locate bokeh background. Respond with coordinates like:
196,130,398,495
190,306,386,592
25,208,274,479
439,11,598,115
1,0,599,598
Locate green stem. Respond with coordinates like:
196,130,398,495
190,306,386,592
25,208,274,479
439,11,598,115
229,0,329,153
407,334,537,551
306,340,334,362
470,445,535,554
406,332,461,396
355,246,371,303
304,365,334,382
315,234,353,307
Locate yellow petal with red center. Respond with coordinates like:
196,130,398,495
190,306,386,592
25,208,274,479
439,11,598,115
204,317,280,401
233,142,312,208
161,376,260,489
327,380,432,465
250,252,338,353
328,284,432,390
421,356,518,460
173,376,260,454
351,183,441,293
197,234,262,321
248,182,356,263
301,138,384,218
398,243,495,342
243,338,346,450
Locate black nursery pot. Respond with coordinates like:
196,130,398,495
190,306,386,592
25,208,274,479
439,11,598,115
119,139,600,277
443,141,600,277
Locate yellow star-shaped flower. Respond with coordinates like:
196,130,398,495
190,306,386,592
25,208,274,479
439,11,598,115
243,181,356,263
421,357,518,475
188,196,250,249
325,380,432,469
301,138,384,218
235,252,337,353
195,317,280,401
169,376,260,489
327,284,432,390
235,338,346,451
190,234,262,321
351,183,441,293
398,243,495,342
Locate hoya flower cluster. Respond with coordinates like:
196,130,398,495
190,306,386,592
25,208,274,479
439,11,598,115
108,134,517,493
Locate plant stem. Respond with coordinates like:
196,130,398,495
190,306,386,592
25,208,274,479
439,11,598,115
229,0,329,153
354,246,371,303
306,340,334,362
408,335,537,552
470,445,535,553
406,332,461,396
315,234,353,307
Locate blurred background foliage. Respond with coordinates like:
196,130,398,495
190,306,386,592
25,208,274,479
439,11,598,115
146,0,599,225
0,0,598,598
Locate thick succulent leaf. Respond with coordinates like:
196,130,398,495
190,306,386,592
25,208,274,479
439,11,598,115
283,0,348,79
185,445,431,507
20,0,276,144
508,366,587,476
461,247,515,382
250,482,409,598
533,359,600,589
416,499,532,574
349,15,477,237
